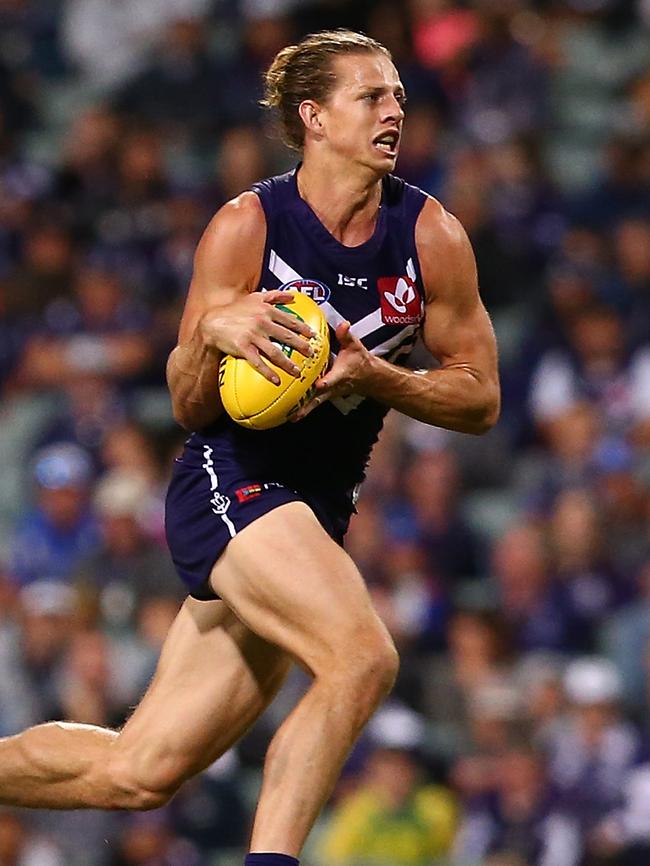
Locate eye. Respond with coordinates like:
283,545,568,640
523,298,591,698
363,93,381,103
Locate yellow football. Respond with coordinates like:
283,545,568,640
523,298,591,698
218,292,330,429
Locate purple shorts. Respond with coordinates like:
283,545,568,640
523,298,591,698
165,443,354,600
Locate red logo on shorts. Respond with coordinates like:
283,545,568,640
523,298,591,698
235,484,262,502
377,276,422,325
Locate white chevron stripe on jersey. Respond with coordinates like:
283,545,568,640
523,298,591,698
268,249,346,329
269,249,301,284
372,323,419,357
406,258,416,282
350,308,383,339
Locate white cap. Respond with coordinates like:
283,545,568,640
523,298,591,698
94,471,151,519
20,580,75,617
368,703,426,752
516,651,564,696
563,657,623,705
470,680,522,720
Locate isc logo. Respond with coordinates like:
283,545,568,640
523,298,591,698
338,274,368,289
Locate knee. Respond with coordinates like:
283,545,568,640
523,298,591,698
327,628,399,704
106,750,186,811
362,635,400,699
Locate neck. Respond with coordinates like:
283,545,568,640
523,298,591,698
297,155,384,246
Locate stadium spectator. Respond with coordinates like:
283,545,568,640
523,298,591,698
0,808,65,866
453,744,582,866
544,657,643,839
114,17,224,147
316,704,457,866
547,487,632,652
421,609,515,750
389,447,482,585
167,753,249,858
60,0,212,92
109,811,206,866
601,560,650,713
0,580,76,734
52,106,123,244
492,523,577,653
10,443,99,586
57,628,129,728
455,0,549,146
72,469,182,633
4,218,75,320
528,304,650,437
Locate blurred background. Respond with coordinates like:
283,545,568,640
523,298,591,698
1,0,650,864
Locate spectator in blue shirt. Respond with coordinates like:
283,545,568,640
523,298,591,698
11,443,99,586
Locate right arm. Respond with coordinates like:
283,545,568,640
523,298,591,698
166,192,314,431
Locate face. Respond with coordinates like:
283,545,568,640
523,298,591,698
304,52,406,173
499,752,542,798
366,749,418,805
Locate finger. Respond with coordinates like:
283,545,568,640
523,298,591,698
254,337,301,377
262,290,297,306
243,347,281,385
291,390,330,422
315,373,353,399
267,323,313,357
271,307,316,339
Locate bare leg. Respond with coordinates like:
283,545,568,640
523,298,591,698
210,503,399,856
0,599,290,810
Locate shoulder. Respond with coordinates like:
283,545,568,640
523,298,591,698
415,196,472,262
193,191,266,281
414,196,478,304
198,192,266,256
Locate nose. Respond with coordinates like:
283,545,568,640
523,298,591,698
382,94,404,124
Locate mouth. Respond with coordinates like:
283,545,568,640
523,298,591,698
372,130,400,158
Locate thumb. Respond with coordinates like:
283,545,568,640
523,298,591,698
335,320,352,343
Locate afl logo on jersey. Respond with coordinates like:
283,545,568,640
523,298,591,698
279,278,330,305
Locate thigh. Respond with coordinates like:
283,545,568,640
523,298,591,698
209,501,393,676
115,597,291,786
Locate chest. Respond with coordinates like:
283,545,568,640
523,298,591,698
262,220,425,355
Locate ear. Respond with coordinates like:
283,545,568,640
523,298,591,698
298,99,325,141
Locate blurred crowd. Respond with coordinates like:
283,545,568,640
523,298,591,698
1,0,650,864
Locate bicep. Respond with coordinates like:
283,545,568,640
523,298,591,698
176,194,266,345
422,289,497,376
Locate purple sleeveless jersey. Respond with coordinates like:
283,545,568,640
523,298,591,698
165,168,427,597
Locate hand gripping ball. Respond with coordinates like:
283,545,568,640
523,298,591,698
218,292,330,429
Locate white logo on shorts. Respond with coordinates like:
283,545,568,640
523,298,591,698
209,491,231,515
202,446,236,537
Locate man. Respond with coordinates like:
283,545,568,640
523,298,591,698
317,704,457,865
453,745,582,866
0,30,499,866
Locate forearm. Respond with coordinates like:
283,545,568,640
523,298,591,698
166,331,224,431
360,357,500,435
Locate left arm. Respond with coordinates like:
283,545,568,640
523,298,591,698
296,197,500,434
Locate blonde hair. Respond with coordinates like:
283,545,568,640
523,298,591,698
262,29,391,151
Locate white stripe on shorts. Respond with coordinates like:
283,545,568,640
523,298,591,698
202,445,236,538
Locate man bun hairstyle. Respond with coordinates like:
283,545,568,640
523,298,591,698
262,29,391,152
